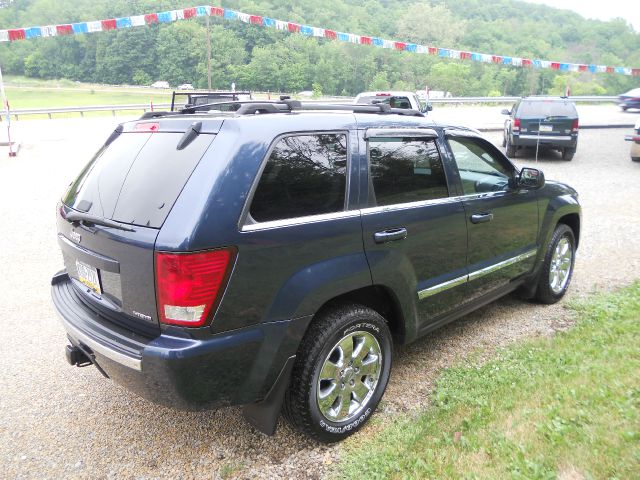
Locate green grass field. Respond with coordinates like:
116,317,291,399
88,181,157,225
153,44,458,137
336,283,640,479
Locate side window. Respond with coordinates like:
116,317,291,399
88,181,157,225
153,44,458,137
368,137,448,206
448,137,512,195
250,134,347,222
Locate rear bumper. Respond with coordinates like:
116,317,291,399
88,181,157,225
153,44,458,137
511,133,577,149
51,272,311,410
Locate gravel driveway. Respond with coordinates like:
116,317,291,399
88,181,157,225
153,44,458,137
0,118,638,479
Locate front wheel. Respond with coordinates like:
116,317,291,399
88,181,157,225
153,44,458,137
535,224,576,304
283,303,392,443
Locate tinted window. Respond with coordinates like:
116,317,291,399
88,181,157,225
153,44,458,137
368,138,448,206
63,132,214,228
518,100,577,117
448,137,512,195
250,134,347,222
356,95,412,109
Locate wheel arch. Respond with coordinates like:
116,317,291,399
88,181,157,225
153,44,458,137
557,212,580,247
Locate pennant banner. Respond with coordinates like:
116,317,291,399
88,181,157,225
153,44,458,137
0,4,638,76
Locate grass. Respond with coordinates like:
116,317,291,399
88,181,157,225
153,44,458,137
336,283,640,479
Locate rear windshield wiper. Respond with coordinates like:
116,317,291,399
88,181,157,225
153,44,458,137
64,211,135,232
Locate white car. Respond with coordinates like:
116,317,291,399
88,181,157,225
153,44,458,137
177,83,195,90
354,91,431,113
626,118,640,162
151,81,170,89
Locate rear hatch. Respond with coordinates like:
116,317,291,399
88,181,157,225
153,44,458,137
517,99,578,136
57,119,219,335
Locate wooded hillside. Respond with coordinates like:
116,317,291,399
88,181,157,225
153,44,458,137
0,0,638,95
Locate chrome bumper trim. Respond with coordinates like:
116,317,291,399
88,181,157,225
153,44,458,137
62,319,143,371
518,134,573,141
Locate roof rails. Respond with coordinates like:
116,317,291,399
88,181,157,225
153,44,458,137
179,100,425,117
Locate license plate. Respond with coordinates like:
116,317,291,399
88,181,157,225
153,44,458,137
76,260,101,294
539,125,553,132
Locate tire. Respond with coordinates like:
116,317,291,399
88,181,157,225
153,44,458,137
534,224,576,304
502,131,507,147
632,157,640,162
505,138,516,157
562,148,575,161
283,303,392,443
621,106,628,111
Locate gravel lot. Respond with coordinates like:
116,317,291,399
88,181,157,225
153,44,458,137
0,116,639,479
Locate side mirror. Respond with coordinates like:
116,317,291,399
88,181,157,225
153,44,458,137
420,103,433,113
427,103,433,112
517,167,545,189
501,108,511,115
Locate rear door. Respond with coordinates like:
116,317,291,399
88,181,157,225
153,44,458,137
445,133,539,300
57,125,216,335
359,129,468,334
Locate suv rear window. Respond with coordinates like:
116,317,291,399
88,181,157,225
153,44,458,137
356,95,412,109
62,132,214,228
518,100,577,118
250,134,347,222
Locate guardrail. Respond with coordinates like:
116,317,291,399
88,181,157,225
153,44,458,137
5,96,619,119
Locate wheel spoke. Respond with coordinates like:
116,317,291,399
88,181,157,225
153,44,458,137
337,336,354,363
320,360,340,381
358,357,379,377
318,383,339,414
352,380,371,402
337,392,352,419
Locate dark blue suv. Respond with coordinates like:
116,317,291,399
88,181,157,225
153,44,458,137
52,101,581,442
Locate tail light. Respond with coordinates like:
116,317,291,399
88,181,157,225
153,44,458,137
513,118,521,132
155,248,236,327
571,119,579,133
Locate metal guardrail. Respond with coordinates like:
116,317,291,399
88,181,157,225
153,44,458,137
5,96,619,119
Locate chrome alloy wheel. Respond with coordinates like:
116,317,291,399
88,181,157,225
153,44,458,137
549,236,573,294
316,331,382,423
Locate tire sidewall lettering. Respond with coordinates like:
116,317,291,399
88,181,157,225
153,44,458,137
343,322,379,336
319,408,372,434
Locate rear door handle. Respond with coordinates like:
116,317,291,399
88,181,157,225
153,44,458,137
374,227,408,244
470,213,493,224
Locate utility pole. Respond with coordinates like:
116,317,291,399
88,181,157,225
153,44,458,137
206,14,212,89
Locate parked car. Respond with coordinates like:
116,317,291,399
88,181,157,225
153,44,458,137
354,90,432,113
625,118,640,161
618,88,640,111
502,96,579,160
177,83,195,90
52,100,580,443
170,91,253,111
151,81,170,89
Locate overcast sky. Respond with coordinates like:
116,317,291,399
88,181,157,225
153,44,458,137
524,0,639,32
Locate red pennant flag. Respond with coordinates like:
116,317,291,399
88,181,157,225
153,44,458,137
606,66,614,73
428,47,438,55
101,19,117,30
249,15,263,25
460,51,471,60
360,36,372,45
492,55,502,63
288,22,301,33
522,58,532,67
210,7,224,16
578,64,587,72
144,13,158,24
394,41,406,50
632,68,640,77
56,24,73,35
324,29,337,40
183,8,197,19
551,62,560,70
8,29,25,41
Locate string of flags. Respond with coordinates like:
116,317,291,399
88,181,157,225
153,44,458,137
0,5,638,77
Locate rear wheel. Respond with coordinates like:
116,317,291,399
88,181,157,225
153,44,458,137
562,148,575,161
505,138,516,157
283,303,392,443
535,224,576,304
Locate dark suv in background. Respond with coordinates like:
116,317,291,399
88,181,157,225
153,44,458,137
52,100,580,443
502,96,579,160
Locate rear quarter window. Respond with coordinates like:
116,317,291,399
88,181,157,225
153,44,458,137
249,134,348,222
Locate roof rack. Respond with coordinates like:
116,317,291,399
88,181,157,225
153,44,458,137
179,100,425,117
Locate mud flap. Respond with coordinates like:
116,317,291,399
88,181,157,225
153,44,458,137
242,355,296,436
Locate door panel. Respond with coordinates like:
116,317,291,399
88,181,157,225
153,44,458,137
447,135,539,301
